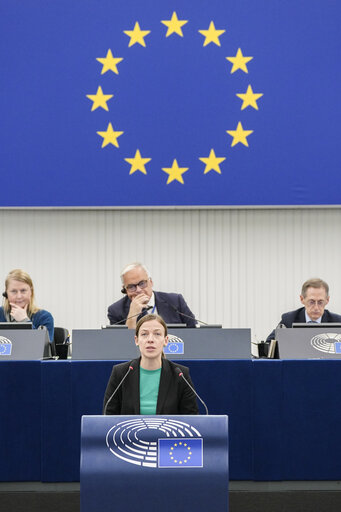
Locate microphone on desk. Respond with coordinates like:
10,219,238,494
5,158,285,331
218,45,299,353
103,364,134,415
175,367,209,415
110,306,153,326
158,299,208,326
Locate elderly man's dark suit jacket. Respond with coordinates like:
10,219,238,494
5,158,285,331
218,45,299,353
266,307,341,342
107,291,196,327
103,358,199,415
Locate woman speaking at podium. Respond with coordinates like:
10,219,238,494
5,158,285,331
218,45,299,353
0,269,54,342
103,314,199,415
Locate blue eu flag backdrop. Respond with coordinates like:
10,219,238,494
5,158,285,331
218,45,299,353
1,0,340,207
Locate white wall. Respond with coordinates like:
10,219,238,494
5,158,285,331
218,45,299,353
0,208,340,342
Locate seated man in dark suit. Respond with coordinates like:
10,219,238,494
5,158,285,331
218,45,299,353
267,277,341,342
107,262,197,329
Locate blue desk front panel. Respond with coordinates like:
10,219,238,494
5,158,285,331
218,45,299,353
281,360,341,480
252,360,283,480
188,360,253,480
41,361,76,481
252,360,341,481
2,359,341,481
0,361,41,481
41,361,113,482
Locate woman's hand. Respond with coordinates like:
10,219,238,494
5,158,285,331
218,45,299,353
10,303,29,322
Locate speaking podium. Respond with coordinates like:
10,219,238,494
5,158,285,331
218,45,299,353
81,415,229,512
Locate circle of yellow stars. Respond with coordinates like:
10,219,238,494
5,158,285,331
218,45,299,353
85,11,263,185
169,441,192,464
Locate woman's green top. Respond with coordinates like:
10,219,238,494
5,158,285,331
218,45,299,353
139,367,162,415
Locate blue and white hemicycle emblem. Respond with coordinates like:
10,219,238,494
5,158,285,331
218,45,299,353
106,418,202,468
0,337,12,356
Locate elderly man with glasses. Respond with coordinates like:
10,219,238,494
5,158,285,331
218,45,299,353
266,278,341,343
107,263,197,329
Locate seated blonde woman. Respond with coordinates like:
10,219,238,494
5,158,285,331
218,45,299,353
0,269,54,342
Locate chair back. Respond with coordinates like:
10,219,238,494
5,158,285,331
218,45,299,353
53,327,70,359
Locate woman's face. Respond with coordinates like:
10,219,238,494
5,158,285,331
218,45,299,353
6,279,32,308
135,319,168,360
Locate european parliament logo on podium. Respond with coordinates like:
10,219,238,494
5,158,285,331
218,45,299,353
158,438,203,467
82,415,228,512
0,337,12,356
106,417,203,469
164,335,185,355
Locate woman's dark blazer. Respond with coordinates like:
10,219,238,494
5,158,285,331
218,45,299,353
103,357,199,415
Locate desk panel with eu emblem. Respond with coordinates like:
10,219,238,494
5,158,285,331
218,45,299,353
275,327,341,359
81,415,228,512
0,329,51,360
72,328,251,360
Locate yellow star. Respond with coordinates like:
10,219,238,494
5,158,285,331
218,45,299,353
96,123,123,148
123,22,150,47
96,49,123,75
162,159,189,184
236,85,263,110
86,86,113,111
226,122,253,147
161,11,188,37
199,149,226,174
198,21,225,47
226,48,253,73
125,149,151,175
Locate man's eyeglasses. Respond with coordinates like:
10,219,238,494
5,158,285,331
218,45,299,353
306,300,326,307
125,280,149,292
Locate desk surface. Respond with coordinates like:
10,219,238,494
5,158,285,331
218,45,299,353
1,359,341,482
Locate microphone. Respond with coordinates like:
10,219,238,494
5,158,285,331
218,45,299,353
110,305,153,326
159,298,208,326
103,364,134,415
175,367,209,415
